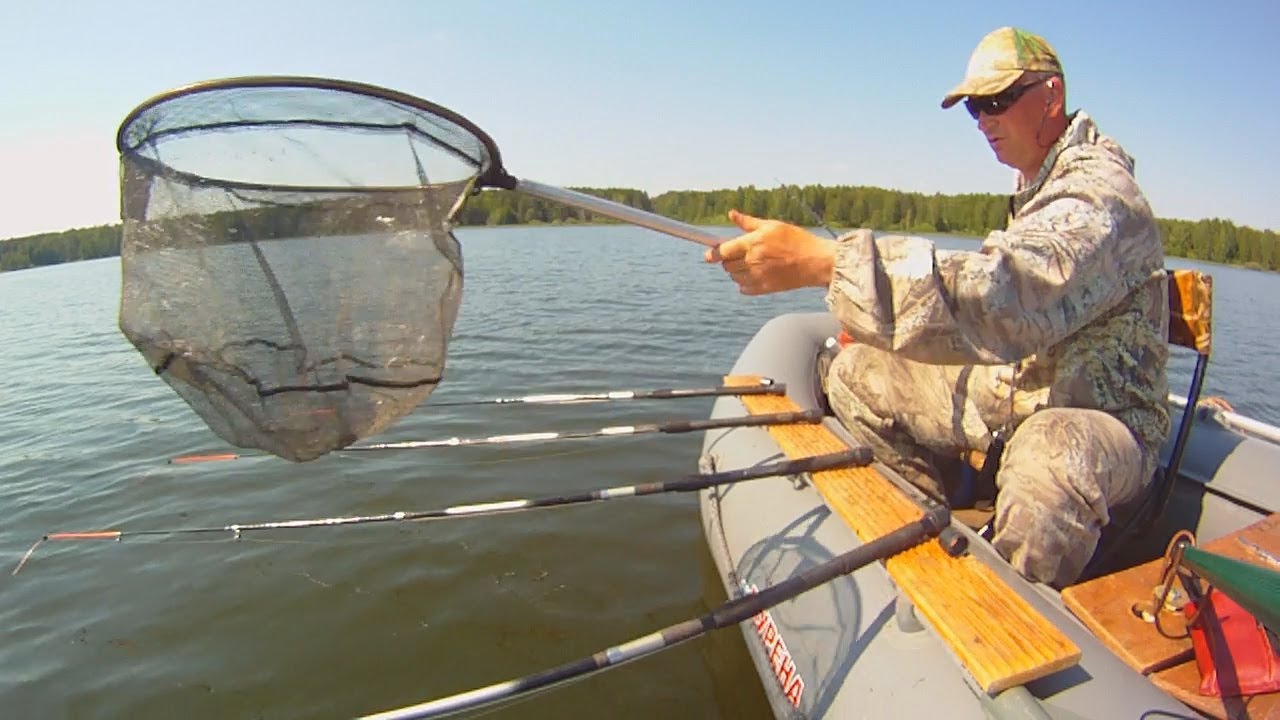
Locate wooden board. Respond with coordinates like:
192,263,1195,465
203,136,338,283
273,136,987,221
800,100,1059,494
724,376,1081,695
1063,514,1280,718
1063,514,1280,674
1227,513,1280,569
1151,659,1280,720
1060,555,1194,674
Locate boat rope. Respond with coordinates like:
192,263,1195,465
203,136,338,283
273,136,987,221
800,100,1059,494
13,449,870,575
357,506,951,720
170,409,825,464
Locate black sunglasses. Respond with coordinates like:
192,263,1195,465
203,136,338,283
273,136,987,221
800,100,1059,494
964,80,1042,120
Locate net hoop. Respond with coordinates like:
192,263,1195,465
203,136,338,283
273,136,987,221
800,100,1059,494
115,75,513,194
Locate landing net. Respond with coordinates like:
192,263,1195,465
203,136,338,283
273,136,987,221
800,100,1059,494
116,78,489,461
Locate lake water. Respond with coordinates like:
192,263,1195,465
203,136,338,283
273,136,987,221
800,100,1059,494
1,225,1276,719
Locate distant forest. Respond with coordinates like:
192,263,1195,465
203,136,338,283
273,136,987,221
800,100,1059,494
2,184,1276,273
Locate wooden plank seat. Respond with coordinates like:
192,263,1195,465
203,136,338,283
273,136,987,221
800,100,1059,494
724,375,1081,695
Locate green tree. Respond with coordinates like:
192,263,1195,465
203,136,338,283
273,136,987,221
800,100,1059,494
5,184,1279,274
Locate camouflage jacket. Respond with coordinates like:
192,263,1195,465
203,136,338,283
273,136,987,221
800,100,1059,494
827,111,1171,453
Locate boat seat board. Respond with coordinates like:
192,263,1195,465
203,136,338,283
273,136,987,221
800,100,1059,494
1060,557,1194,675
1063,513,1280,719
724,375,1081,695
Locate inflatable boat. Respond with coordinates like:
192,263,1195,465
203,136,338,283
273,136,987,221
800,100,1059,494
698,308,1279,720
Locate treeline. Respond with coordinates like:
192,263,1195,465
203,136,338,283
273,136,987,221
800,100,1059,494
452,187,656,226
3,185,1278,272
0,224,121,271
449,184,1008,236
652,185,1010,236
1157,216,1277,271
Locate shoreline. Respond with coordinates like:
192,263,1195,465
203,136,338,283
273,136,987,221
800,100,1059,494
0,223,1270,276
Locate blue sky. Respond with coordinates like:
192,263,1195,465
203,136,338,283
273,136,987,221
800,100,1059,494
2,0,1278,239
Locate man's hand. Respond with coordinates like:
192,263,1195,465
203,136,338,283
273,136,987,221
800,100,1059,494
1197,396,1235,413
705,210,838,295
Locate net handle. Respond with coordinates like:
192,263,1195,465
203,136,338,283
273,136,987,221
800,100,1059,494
509,179,724,249
117,75,725,249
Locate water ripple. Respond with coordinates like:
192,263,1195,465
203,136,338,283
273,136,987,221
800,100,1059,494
1,228,1276,719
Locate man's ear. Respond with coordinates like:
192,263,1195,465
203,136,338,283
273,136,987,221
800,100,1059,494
1046,78,1064,113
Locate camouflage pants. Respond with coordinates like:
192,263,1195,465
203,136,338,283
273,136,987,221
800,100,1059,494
826,344,1156,587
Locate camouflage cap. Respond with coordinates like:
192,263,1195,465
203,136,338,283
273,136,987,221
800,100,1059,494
941,27,1063,109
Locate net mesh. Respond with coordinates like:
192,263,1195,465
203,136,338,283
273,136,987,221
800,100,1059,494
117,79,493,462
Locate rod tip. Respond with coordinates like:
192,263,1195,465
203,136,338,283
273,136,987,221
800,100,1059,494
11,539,44,576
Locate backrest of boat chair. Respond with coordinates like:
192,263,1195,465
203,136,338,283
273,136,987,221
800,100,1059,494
1144,268,1214,532
1168,269,1213,356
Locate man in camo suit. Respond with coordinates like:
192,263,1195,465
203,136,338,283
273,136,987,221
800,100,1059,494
705,26,1170,587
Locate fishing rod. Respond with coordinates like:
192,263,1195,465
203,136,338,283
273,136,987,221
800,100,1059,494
426,378,784,407
360,505,953,720
13,450,870,575
171,409,825,464
775,180,839,239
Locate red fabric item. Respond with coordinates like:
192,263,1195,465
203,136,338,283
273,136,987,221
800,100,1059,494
1184,587,1280,698
836,330,856,347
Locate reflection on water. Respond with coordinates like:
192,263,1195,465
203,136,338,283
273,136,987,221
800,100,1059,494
1,225,1276,719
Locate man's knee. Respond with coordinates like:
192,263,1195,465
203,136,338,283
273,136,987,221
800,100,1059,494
992,473,1098,586
828,344,886,396
825,344,895,429
991,408,1149,586
826,344,966,441
998,409,1115,518
999,408,1149,512
825,344,952,499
